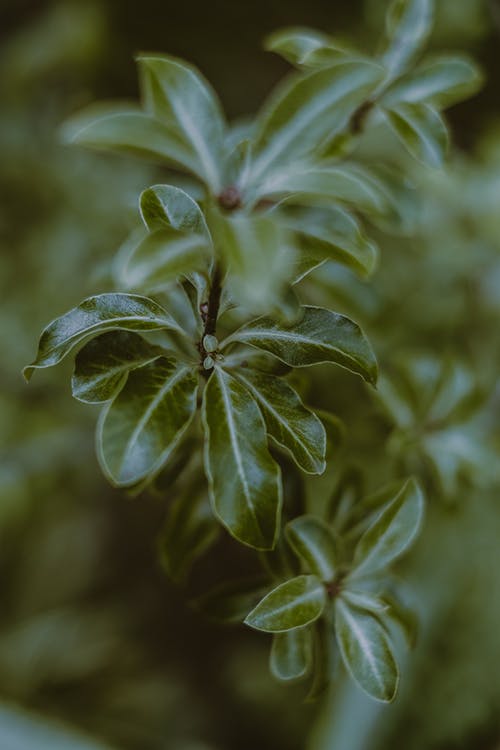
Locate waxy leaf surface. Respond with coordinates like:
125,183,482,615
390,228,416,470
245,574,326,632
384,102,449,168
270,627,313,682
97,358,198,486
24,294,180,380
202,368,282,550
236,369,326,474
72,331,163,403
223,306,378,385
286,515,337,581
140,184,211,238
335,597,399,702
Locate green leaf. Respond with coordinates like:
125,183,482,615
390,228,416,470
193,576,271,624
282,205,379,277
335,597,399,702
382,0,433,79
97,357,198,486
250,60,385,184
119,229,209,292
383,55,483,109
264,27,333,66
235,369,326,474
71,331,163,404
202,368,282,550
223,306,378,385
352,478,424,576
384,102,449,168
286,515,337,581
257,163,390,217
63,106,198,174
160,485,219,584
138,54,226,191
212,211,295,313
140,184,211,238
24,293,180,381
270,627,314,682
244,575,326,632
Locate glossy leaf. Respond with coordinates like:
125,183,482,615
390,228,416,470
71,331,163,403
335,597,399,702
283,205,379,277
270,627,313,682
24,293,180,380
352,478,424,576
194,576,271,624
160,486,219,584
64,106,198,174
140,184,211,238
382,0,433,79
244,575,326,632
202,368,282,550
97,358,198,486
120,228,209,292
223,306,378,385
138,54,226,190
250,60,384,183
384,55,483,109
258,163,390,217
235,369,326,474
384,102,449,168
286,515,337,581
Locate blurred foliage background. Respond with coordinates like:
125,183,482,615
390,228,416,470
1,0,500,748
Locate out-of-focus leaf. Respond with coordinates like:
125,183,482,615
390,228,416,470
283,205,379,277
24,294,181,380
223,306,378,385
335,597,399,702
97,358,198,486
64,106,197,174
71,331,163,403
120,229,209,292
384,102,449,167
138,54,226,190
140,184,211,238
264,27,351,68
202,368,282,550
244,575,326,632
212,211,295,313
286,515,337,581
382,0,434,78
160,486,219,584
270,627,314,682
352,478,424,576
194,576,271,624
384,54,483,109
257,163,390,217
250,61,385,184
235,369,326,474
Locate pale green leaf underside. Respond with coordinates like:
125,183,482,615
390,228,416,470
202,368,282,550
251,60,385,182
270,627,313,682
235,369,326,474
382,0,433,78
384,55,483,109
71,331,163,403
352,477,424,576
223,306,378,385
264,27,332,66
245,574,326,632
97,357,198,486
286,515,337,581
140,184,211,239
138,54,226,190
120,228,209,292
384,102,449,168
24,293,180,380
335,597,399,702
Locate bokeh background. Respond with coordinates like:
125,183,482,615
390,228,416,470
1,0,500,748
